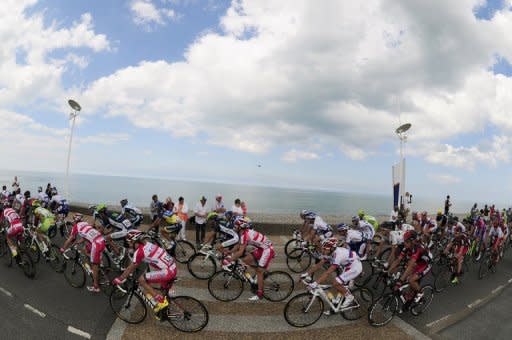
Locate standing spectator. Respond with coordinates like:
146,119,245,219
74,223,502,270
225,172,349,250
231,198,244,216
241,201,247,216
1,185,11,202
404,192,412,220
150,194,163,222
11,176,19,192
45,183,53,199
444,195,451,215
211,194,226,217
390,206,399,223
174,197,189,241
470,203,478,220
194,196,208,247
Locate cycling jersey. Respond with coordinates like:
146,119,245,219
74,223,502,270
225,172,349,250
34,207,55,233
356,220,374,240
133,242,177,285
70,222,105,264
2,208,24,238
422,219,438,233
122,204,143,226
489,226,504,239
328,247,362,285
452,233,470,249
240,229,274,269
97,211,133,239
37,192,49,206
363,215,379,231
399,244,432,278
313,216,333,236
51,195,69,216
473,219,487,239
218,223,239,248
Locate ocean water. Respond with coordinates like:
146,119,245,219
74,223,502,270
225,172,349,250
0,170,482,216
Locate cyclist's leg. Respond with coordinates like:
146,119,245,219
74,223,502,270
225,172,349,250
90,240,105,289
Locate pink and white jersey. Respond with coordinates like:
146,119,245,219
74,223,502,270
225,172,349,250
3,208,22,226
329,247,359,267
71,222,102,243
133,242,176,270
240,229,272,249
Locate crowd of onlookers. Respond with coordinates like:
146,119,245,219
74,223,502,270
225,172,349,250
149,194,247,247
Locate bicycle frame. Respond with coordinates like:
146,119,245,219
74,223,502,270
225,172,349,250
304,283,360,314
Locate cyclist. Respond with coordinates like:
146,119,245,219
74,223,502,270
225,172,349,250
113,230,176,315
444,226,470,284
61,214,106,292
301,237,362,312
32,200,56,254
49,188,69,217
150,207,182,254
37,187,50,208
357,209,379,232
229,216,274,301
202,212,239,250
0,203,24,258
388,230,432,304
94,204,133,263
381,222,415,268
300,210,333,248
351,216,374,260
120,199,144,227
472,216,487,261
488,219,504,264
337,223,364,257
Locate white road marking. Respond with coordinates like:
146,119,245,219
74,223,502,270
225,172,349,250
426,314,451,328
24,304,46,318
492,285,504,294
0,286,13,297
467,299,482,309
67,326,91,339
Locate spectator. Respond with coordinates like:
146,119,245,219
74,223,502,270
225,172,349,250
194,196,208,247
1,185,11,202
12,176,19,192
241,201,247,216
470,203,478,219
174,197,189,241
390,206,399,223
404,192,412,219
211,194,226,217
150,194,163,222
444,195,451,215
45,183,53,199
231,198,243,216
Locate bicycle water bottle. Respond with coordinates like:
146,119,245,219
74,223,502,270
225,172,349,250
84,263,92,274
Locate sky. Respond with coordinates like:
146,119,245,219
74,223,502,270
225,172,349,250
1,0,512,203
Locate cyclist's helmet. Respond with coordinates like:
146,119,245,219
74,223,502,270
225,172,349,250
31,200,41,209
234,216,251,229
73,213,84,222
300,210,316,220
207,211,219,221
37,186,43,193
95,203,107,213
120,199,128,207
403,230,418,242
336,223,348,232
437,209,443,216
352,216,360,224
321,238,338,252
24,190,31,198
357,209,365,218
126,230,144,243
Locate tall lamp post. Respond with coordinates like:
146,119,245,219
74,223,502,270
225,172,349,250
395,123,411,208
66,99,81,199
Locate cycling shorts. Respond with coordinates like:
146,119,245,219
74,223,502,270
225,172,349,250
145,263,177,285
7,222,24,238
336,260,362,285
85,237,106,265
252,247,275,270
413,262,431,278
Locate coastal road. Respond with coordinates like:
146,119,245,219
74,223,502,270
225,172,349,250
0,234,117,340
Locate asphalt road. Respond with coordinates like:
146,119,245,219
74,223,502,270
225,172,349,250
0,234,117,340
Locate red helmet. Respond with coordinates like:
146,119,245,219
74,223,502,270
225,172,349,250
321,238,338,251
403,230,417,242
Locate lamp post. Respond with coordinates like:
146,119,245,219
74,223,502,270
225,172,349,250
66,99,81,199
395,123,411,208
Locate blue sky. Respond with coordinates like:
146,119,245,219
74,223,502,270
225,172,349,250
1,0,512,204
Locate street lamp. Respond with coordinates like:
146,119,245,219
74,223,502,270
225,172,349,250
395,123,411,208
66,99,81,200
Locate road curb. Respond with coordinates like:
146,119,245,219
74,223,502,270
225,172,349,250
426,276,512,335
392,318,431,340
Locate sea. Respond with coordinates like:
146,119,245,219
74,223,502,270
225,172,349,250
0,170,486,216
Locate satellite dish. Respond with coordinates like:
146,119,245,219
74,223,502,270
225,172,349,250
395,123,411,134
68,99,82,112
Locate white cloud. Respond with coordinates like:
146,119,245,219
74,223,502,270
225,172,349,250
282,149,319,163
428,173,461,184
81,1,512,167
130,0,178,30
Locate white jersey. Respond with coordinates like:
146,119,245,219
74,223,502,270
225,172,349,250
37,192,49,203
328,247,360,267
313,216,331,232
51,194,68,206
489,226,503,239
344,229,363,244
357,220,374,240
399,223,415,232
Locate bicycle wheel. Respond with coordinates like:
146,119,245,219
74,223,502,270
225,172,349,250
24,239,41,264
354,260,374,287
109,289,147,324
64,260,86,288
367,294,398,327
284,239,303,258
187,253,217,280
175,240,196,264
434,267,451,292
18,251,36,279
283,292,323,327
166,296,209,332
208,270,244,302
48,245,65,273
478,253,491,279
342,288,372,321
263,271,294,302
410,285,434,316
286,249,312,273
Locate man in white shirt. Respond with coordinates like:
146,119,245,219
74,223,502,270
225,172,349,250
211,194,226,217
173,197,189,240
194,196,208,247
1,186,11,203
231,198,244,216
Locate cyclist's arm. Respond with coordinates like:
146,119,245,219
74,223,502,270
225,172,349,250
388,253,404,273
399,257,416,282
314,263,337,285
230,242,246,262
306,258,326,277
118,262,139,281
61,235,77,251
